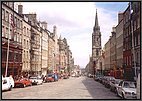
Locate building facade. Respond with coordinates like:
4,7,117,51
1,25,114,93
116,13,123,69
53,26,60,73
110,27,116,69
2,2,23,77
41,22,48,76
21,16,31,75
48,31,55,73
131,2,140,79
2,2,74,77
123,3,134,80
104,38,111,72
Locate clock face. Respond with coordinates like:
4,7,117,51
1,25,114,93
95,37,99,46
95,42,99,46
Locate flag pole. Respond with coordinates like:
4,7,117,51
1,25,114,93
5,14,11,77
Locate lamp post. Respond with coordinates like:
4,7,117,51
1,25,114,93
5,14,11,77
53,50,55,73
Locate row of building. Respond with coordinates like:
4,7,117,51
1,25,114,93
86,2,140,81
2,2,74,77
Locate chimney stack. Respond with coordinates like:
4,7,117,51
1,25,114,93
118,12,123,23
18,5,23,15
41,21,47,29
53,25,57,34
111,26,116,36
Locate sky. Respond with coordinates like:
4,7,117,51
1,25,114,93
15,2,128,68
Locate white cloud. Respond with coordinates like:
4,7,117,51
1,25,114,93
19,2,122,68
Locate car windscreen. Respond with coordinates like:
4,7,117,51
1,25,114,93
124,82,136,88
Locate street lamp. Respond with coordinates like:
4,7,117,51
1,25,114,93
53,50,55,73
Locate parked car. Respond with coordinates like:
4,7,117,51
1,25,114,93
101,76,108,85
88,74,93,78
2,76,14,91
29,76,43,85
136,73,140,99
44,74,55,82
71,73,76,77
110,79,122,92
14,78,32,88
94,75,103,82
105,76,115,88
63,74,69,79
116,80,137,99
102,76,114,86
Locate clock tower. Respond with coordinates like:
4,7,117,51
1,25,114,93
92,9,102,63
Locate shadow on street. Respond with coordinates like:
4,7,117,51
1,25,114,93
82,77,120,99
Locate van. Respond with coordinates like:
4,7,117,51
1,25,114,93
2,76,14,91
136,73,140,99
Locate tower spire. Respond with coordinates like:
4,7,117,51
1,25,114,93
95,9,99,27
93,9,100,32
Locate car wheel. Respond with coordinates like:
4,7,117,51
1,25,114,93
122,93,125,99
114,88,116,93
116,90,119,97
9,85,12,91
23,84,26,88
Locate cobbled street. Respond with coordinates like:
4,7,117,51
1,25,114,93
2,76,120,99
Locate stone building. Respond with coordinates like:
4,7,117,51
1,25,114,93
52,26,60,73
2,2,23,76
131,2,140,79
110,27,116,69
30,26,42,75
104,38,111,72
2,2,74,77
116,13,123,69
95,50,105,75
21,15,31,75
58,36,73,74
58,37,67,73
92,9,102,74
47,30,55,73
40,21,48,76
123,3,134,80
68,49,73,74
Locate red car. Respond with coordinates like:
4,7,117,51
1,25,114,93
44,74,55,82
14,78,32,88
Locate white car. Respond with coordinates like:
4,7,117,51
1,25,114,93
29,76,43,85
2,76,14,91
116,80,137,99
110,79,122,92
